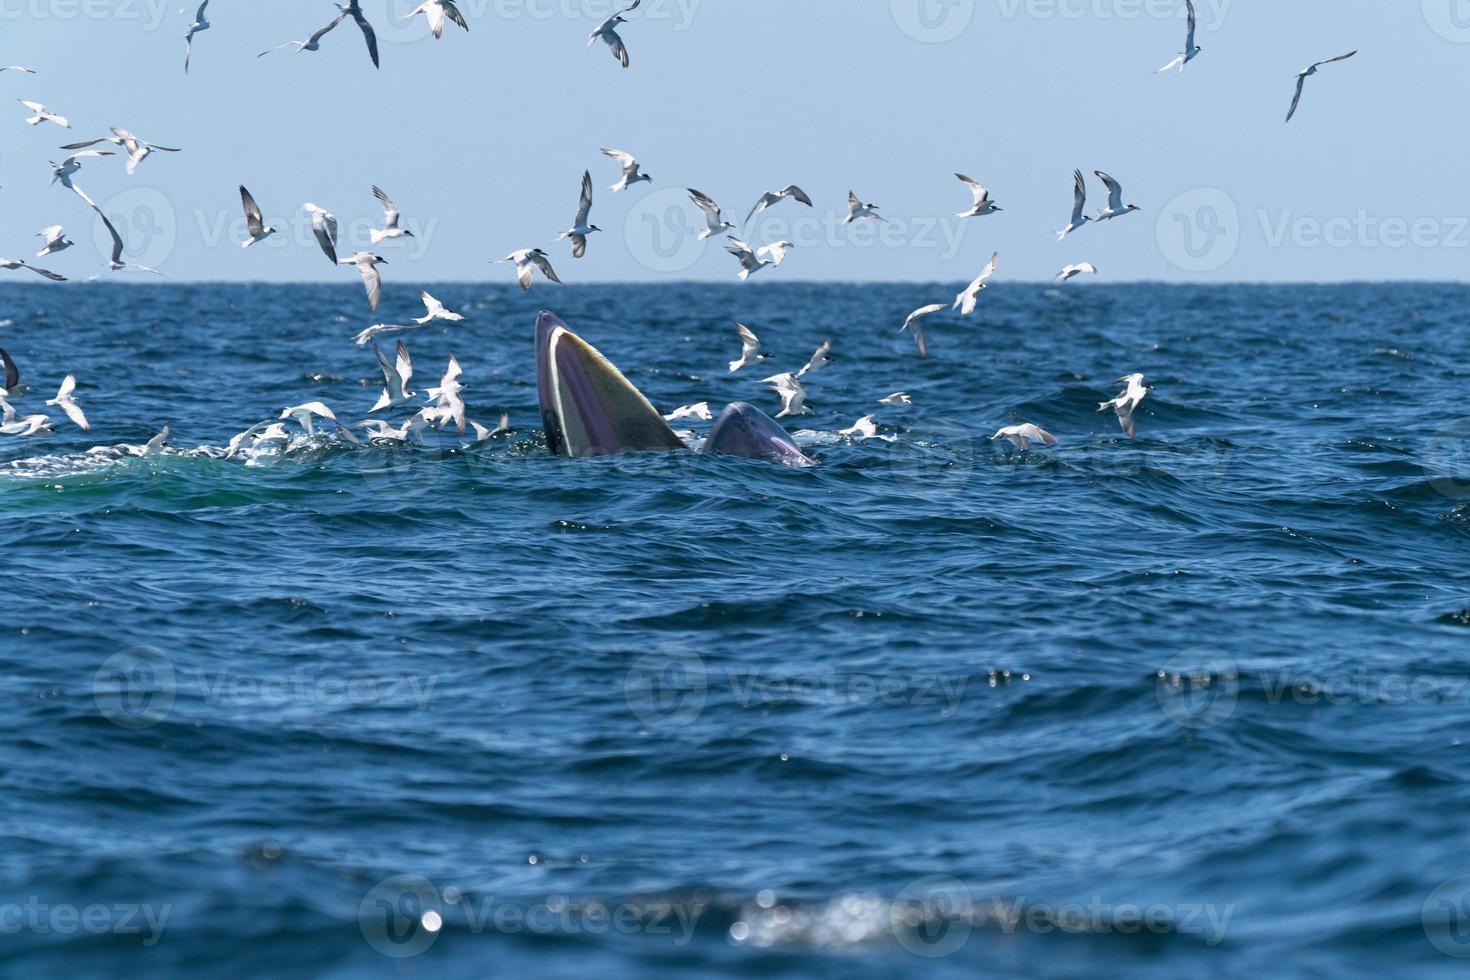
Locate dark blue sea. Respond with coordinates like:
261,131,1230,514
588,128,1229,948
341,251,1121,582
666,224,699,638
3,281,1470,978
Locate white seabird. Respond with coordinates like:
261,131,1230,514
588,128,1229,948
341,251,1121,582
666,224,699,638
729,321,768,373
94,209,165,276
501,248,561,289
589,0,639,68
45,374,89,431
258,12,346,57
184,0,210,74
1099,373,1149,439
879,392,912,406
369,185,415,244
339,252,389,312
689,188,736,240
797,339,831,378
602,148,651,191
761,372,810,418
50,150,112,187
844,191,885,224
991,424,1057,451
839,416,878,440
18,100,68,128
1056,262,1098,283
303,203,339,265
901,303,946,358
558,170,600,258
955,173,1002,217
1286,50,1357,123
1092,171,1141,222
0,257,65,281
1156,0,1201,73
1057,169,1091,240
663,402,712,422
414,291,466,325
370,341,415,412
406,0,468,39
60,128,181,175
954,251,999,316
239,185,278,247
747,185,813,223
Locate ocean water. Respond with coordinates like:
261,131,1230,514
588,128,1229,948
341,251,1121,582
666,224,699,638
3,281,1470,978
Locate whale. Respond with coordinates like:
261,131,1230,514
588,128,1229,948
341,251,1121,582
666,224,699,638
535,311,815,467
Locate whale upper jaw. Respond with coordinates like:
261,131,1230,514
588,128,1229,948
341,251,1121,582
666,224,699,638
534,311,815,467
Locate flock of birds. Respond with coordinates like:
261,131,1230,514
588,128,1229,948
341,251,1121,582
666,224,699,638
0,1,1364,458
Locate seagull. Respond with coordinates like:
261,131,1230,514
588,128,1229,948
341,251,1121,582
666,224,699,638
900,303,946,358
18,100,68,128
239,186,278,247
50,150,112,187
1092,171,1141,222
1156,0,1201,73
339,1,381,68
258,12,346,56
879,392,912,406
839,416,878,440
954,174,1002,217
35,226,72,257
0,414,51,437
797,339,831,378
729,321,768,373
559,171,600,258
688,188,736,240
589,0,639,68
413,291,466,325
406,0,468,39
94,209,165,276
0,66,36,74
844,191,885,224
184,0,210,74
303,203,338,265
502,248,561,289
370,341,415,412
369,186,415,244
280,401,340,435
725,237,786,280
602,148,651,191
762,372,810,418
992,424,1057,451
1057,169,1091,240
60,129,182,175
0,258,65,281
45,375,88,431
1286,51,1357,122
339,252,389,312
746,184,814,223
1056,262,1098,283
954,251,999,316
1099,373,1148,439
663,402,712,422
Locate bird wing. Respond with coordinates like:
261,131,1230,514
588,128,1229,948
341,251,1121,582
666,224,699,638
602,28,629,67
746,193,777,223
1315,50,1358,69
735,321,760,354
372,185,401,229
956,173,989,204
416,1,446,38
569,234,587,259
60,396,89,430
785,185,813,207
1071,169,1087,223
798,339,831,377
358,257,383,312
309,12,348,46
394,341,413,389
351,6,381,67
847,190,861,211
530,251,561,283
1095,171,1124,211
574,170,594,227
1184,0,1196,46
240,186,265,236
57,138,107,150
689,188,722,220
54,374,75,400
312,211,339,264
602,147,636,170
421,291,444,317
23,263,66,281
442,1,469,31
1286,73,1307,122
97,210,125,264
0,347,17,393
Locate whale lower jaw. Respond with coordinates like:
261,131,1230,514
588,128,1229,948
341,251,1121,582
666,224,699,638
535,311,815,467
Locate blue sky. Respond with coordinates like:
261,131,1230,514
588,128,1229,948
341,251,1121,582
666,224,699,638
1,0,1466,283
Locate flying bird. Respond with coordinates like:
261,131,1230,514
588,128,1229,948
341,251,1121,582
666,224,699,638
370,341,416,412
94,209,165,275
1057,169,1091,240
954,251,999,316
728,321,767,373
369,185,415,243
1099,373,1149,439
36,225,72,257
502,248,561,289
844,191,884,224
280,401,340,435
839,416,878,440
46,375,89,431
1056,262,1098,282
663,402,712,422
689,188,736,240
0,414,52,437
992,424,1057,451
258,12,346,56
901,303,945,358
879,392,912,406
602,148,651,191
559,171,600,258
18,100,68,128
762,373,810,419
797,339,831,378
747,184,813,223
184,0,210,74
0,258,65,281
1156,0,1201,73
725,237,790,281
406,0,468,38
414,291,466,325
955,174,1002,217
339,252,389,312
303,203,339,265
238,186,278,247
589,0,639,67
60,129,181,175
1286,50,1357,122
1092,171,1141,222
0,66,36,74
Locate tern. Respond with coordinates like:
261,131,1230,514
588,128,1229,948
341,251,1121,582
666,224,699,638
425,356,466,434
50,150,113,187
1057,169,1091,240
746,184,813,223
18,100,68,128
1092,171,1141,222
413,291,466,325
0,414,51,437
359,418,412,443
369,185,415,244
689,188,736,239
303,203,338,265
225,421,289,458
797,339,831,378
184,0,210,73
762,372,810,418
589,0,639,68
61,128,181,175
725,237,790,280
992,424,1057,451
558,170,600,258
0,258,65,281
1156,0,1201,73
339,252,389,312
501,248,561,289
338,1,381,68
663,402,712,422
0,66,36,74
280,401,340,435
34,226,71,257
1286,51,1357,123
900,303,946,358
729,321,768,373
45,375,89,431
1099,373,1148,439
238,186,278,247
94,209,165,276
955,174,1002,217
954,251,999,316
839,416,878,440
1056,262,1098,282
879,392,912,406
844,191,885,224
258,12,346,57
370,341,415,412
136,427,170,456
467,414,510,443
406,0,468,39
602,148,651,191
